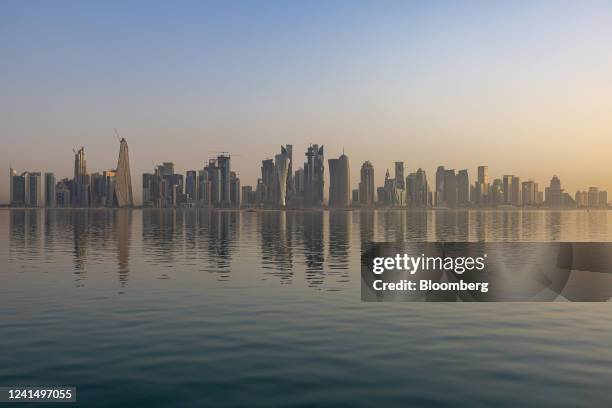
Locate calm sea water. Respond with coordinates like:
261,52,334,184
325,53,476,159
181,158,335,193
1,209,612,407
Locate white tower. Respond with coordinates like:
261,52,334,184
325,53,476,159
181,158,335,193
275,153,290,207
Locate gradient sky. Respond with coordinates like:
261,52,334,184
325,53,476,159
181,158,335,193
2,0,612,204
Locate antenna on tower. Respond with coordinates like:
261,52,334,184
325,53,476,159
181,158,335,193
114,128,121,141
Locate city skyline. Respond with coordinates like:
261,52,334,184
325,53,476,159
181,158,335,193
5,139,609,209
3,2,612,202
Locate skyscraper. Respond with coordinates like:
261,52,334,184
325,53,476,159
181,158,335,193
328,152,350,208
512,176,521,206
359,161,375,207
304,144,324,207
443,169,457,207
457,169,469,206
45,172,56,207
294,168,304,197
185,170,198,200
546,175,562,208
206,159,221,206
275,151,290,207
588,187,599,208
73,147,87,207
502,175,514,205
27,172,43,207
114,138,134,207
261,159,275,206
9,168,16,205
475,165,489,206
435,166,445,206
230,171,241,207
217,154,231,207
282,145,293,202
395,162,405,190
522,180,538,206
406,168,430,207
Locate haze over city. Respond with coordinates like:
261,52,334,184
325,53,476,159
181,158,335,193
2,1,612,204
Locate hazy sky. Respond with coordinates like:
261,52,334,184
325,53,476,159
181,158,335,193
2,1,612,204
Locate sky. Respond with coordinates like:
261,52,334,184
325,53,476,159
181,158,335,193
2,0,612,204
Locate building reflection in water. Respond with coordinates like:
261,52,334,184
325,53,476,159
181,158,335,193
114,210,132,287
142,209,239,281
328,211,350,284
260,211,294,283
8,208,611,293
300,211,325,288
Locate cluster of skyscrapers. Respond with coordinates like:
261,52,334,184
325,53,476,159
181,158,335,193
9,138,134,208
142,153,240,208
8,141,609,210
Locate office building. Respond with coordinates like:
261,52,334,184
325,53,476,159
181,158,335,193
328,152,350,208
45,172,56,207
185,170,198,201
304,144,324,207
230,171,241,207
114,138,134,207
435,166,445,206
395,162,405,190
217,154,231,207
443,169,457,207
457,169,469,206
359,161,375,207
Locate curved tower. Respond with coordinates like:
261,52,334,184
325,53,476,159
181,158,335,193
114,138,134,207
275,153,290,207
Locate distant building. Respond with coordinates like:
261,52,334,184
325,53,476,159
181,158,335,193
443,169,457,207
56,180,72,207
359,161,375,207
588,187,600,208
73,147,87,207
435,166,445,206
27,172,43,207
261,159,275,206
406,168,430,207
230,171,241,207
185,170,198,201
217,154,231,207
114,138,134,207
376,186,385,205
328,152,350,208
45,172,56,207
9,168,17,205
275,147,291,207
545,175,563,208
294,168,304,198
241,185,255,206
304,144,324,207
394,162,405,190
512,176,521,206
522,180,539,206
206,159,221,206
457,169,469,206
474,165,489,206
599,191,608,208
352,189,359,205
502,175,514,205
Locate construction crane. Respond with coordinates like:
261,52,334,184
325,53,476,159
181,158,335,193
114,128,121,141
208,151,241,157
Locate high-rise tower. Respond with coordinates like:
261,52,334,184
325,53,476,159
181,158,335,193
304,144,324,207
328,152,350,208
359,161,375,207
114,138,134,207
275,152,290,207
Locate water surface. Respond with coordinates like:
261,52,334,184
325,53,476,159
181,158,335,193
1,209,612,407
